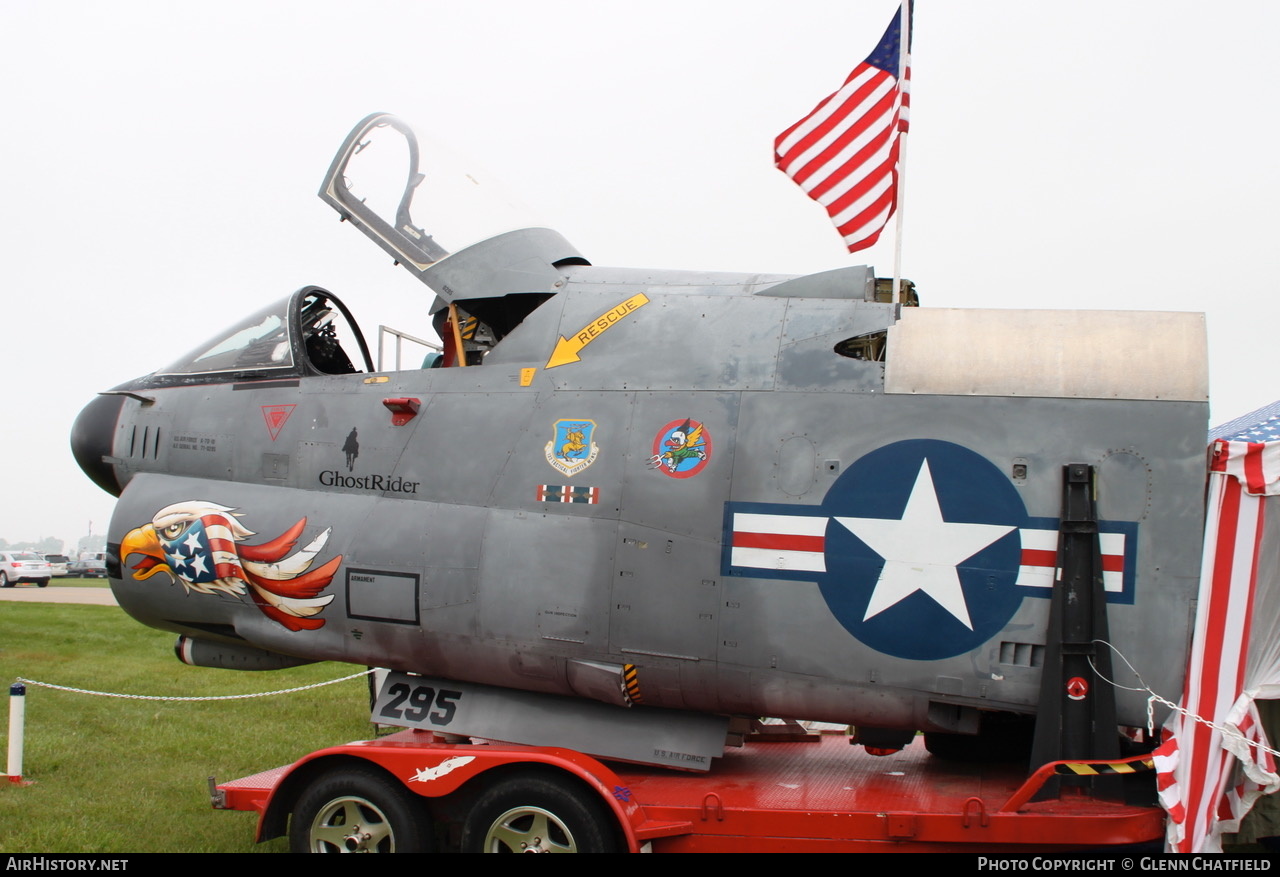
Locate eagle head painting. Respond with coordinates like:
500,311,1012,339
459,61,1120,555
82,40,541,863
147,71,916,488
120,501,342,631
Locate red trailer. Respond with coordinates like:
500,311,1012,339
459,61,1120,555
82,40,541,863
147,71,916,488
213,724,1163,853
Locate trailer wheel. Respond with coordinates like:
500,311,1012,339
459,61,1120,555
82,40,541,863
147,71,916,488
290,766,432,853
461,773,617,853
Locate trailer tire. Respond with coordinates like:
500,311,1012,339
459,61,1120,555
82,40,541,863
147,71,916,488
290,766,432,853
461,773,617,853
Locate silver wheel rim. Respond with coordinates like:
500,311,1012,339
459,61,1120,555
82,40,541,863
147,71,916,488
484,805,577,853
308,795,395,853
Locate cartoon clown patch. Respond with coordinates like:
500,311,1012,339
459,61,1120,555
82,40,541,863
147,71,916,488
649,418,712,478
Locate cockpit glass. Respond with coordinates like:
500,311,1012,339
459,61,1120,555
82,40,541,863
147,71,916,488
341,123,416,238
156,299,294,375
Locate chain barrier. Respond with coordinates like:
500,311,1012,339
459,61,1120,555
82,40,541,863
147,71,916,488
16,668,374,702
1090,639,1280,761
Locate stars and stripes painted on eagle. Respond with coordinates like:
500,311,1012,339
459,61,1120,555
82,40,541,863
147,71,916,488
120,501,341,631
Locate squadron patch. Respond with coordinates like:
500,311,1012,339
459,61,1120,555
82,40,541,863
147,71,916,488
545,419,600,476
649,418,712,478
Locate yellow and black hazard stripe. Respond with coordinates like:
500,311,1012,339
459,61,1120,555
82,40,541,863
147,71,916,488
1052,756,1155,777
622,664,644,705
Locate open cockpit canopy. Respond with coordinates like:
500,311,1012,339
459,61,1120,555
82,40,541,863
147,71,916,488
318,113,584,307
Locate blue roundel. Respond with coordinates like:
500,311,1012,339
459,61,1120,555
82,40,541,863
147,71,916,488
816,440,1029,660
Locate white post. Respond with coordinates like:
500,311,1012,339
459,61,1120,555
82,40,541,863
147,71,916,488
7,682,25,784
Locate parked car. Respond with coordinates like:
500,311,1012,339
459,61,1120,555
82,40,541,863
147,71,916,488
69,559,108,579
0,551,51,587
43,553,71,577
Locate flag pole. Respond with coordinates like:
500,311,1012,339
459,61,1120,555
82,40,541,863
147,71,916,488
892,134,908,305
892,0,910,305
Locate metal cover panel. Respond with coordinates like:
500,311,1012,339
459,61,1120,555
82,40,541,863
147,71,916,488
884,308,1208,401
477,511,616,648
373,672,728,770
347,568,419,624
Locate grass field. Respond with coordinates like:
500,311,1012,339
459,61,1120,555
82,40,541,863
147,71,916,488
0,602,372,853
46,577,111,589
3,577,110,589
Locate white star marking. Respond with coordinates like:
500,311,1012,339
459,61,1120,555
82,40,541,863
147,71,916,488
182,530,203,554
187,553,209,577
833,459,1016,631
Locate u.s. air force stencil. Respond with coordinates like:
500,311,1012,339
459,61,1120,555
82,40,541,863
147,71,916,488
722,439,1138,661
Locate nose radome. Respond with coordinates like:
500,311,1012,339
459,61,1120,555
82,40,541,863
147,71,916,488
71,393,125,497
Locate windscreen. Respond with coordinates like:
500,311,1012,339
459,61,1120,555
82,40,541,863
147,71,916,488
156,298,293,376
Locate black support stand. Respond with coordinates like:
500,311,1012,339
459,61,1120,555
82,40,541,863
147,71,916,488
1029,463,1121,799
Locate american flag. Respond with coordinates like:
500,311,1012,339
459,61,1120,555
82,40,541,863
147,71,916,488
774,3,911,253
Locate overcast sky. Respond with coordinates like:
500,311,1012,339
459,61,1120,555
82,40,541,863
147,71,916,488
2,0,1275,549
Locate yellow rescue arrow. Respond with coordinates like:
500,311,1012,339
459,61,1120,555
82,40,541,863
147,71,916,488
545,292,650,368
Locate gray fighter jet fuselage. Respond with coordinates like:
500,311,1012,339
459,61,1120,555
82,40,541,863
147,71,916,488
71,115,1208,753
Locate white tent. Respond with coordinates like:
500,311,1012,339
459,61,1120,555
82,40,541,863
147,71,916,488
1155,401,1280,852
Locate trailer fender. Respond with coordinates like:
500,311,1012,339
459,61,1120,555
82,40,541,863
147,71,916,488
255,737,650,852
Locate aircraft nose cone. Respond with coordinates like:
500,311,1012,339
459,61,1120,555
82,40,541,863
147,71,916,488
71,394,124,497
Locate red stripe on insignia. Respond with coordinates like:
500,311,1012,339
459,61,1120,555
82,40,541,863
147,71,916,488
1021,548,1056,567
1022,547,1124,573
733,532,825,552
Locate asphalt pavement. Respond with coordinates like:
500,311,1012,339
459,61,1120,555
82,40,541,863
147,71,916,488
0,585,117,605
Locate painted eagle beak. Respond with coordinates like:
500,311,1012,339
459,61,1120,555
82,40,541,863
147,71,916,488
120,523,169,580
